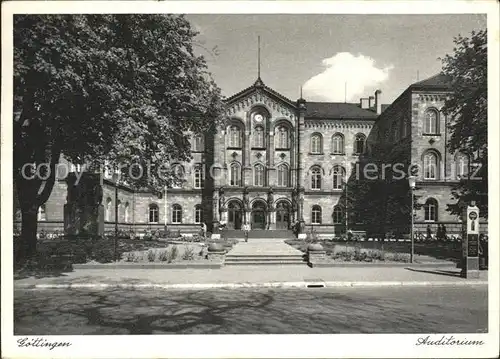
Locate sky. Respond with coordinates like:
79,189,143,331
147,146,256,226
187,14,486,104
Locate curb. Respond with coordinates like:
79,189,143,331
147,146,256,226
15,280,488,290
73,262,224,269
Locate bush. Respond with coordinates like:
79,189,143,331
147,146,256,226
182,246,195,260
387,252,410,263
166,246,178,263
165,230,181,239
158,250,169,262
125,252,136,262
147,249,156,262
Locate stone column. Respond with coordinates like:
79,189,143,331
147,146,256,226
296,98,307,238
211,189,220,238
267,130,275,187
268,210,276,230
213,126,224,188
243,130,251,186
298,192,306,239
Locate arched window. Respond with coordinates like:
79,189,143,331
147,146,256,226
277,126,289,149
311,205,322,225
332,166,346,190
193,165,204,189
192,134,204,152
332,134,344,154
423,152,439,180
229,125,242,148
424,198,438,222
456,153,469,179
254,164,265,186
172,164,185,188
311,134,322,154
253,126,265,148
37,204,47,221
311,167,322,190
354,133,366,154
149,203,159,223
333,206,343,224
117,200,122,222
124,202,130,223
229,162,241,186
277,163,289,187
402,117,409,138
105,198,112,221
194,205,203,224
171,204,182,224
424,109,439,134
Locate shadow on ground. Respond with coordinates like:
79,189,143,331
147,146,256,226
14,286,488,335
405,268,462,278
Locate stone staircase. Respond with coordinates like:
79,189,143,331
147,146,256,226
225,231,306,266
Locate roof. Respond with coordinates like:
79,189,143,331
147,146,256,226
224,77,296,108
410,73,451,91
305,102,379,120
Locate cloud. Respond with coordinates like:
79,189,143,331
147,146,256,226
303,52,393,102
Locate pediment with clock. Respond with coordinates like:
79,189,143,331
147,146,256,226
223,78,299,130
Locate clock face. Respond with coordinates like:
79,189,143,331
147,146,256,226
254,114,263,122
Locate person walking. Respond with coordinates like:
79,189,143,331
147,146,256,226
243,222,250,242
201,222,207,239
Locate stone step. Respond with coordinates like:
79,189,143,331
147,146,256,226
226,255,305,261
223,230,295,240
225,259,306,266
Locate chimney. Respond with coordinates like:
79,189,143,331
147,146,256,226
375,89,382,115
361,98,370,109
368,96,375,109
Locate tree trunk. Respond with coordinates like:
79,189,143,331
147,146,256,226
16,205,39,266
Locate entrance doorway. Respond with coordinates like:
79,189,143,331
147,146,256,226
276,201,291,229
251,201,267,230
227,201,243,230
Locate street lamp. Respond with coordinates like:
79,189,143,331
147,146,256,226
114,175,119,262
408,175,417,263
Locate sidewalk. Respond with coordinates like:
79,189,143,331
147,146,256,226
14,265,488,290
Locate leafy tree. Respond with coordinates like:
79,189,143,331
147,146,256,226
14,15,223,263
440,29,487,217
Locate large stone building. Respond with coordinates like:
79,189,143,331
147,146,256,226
19,74,486,238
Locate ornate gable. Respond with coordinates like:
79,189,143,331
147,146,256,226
224,79,298,121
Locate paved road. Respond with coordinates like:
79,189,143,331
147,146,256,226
14,286,487,334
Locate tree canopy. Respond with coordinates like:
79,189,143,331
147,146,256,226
14,14,224,261
440,29,487,217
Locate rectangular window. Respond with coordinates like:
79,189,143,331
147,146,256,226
194,167,204,189
312,211,321,224
149,208,159,223
425,206,436,221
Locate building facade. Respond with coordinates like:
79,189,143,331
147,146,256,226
17,74,486,238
